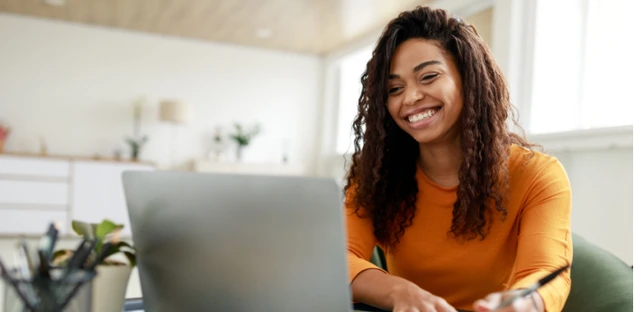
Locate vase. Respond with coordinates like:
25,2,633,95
0,139,4,153
91,265,132,312
130,147,139,161
236,145,246,162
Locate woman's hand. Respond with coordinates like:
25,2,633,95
389,281,457,312
472,290,544,312
352,269,457,312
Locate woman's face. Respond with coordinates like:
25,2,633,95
386,38,463,145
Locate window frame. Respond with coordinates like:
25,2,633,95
321,0,633,166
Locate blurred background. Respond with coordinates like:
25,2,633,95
0,0,631,304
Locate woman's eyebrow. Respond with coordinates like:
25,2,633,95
389,60,442,79
412,60,441,73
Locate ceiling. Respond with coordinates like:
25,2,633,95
0,0,435,55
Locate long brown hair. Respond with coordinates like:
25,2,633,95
344,6,534,250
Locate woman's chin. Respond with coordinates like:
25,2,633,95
408,128,440,144
414,136,438,145
410,129,455,145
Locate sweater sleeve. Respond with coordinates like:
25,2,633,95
345,189,387,283
507,157,573,312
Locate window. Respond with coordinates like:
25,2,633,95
529,0,633,134
333,1,632,154
335,46,373,155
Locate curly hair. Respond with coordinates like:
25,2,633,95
344,6,535,250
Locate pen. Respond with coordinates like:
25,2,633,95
86,231,120,271
39,222,60,262
0,257,38,311
64,239,90,272
15,240,33,280
494,264,570,310
78,239,99,269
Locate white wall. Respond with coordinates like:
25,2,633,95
551,147,633,265
0,13,322,171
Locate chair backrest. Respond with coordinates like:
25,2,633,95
562,233,633,312
369,233,633,311
370,246,387,271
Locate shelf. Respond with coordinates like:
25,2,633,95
191,160,307,176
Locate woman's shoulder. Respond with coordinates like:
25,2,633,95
508,144,569,188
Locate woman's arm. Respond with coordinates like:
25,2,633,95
345,197,456,312
473,156,572,312
506,157,573,311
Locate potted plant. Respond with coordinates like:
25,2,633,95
229,123,260,161
0,123,10,153
53,219,136,312
125,136,149,161
125,98,149,161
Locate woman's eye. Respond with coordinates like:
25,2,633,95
421,73,439,82
388,87,402,94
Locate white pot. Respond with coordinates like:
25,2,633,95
91,265,132,312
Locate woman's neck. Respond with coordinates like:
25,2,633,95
419,138,462,187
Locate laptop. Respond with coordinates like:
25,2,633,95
122,171,352,312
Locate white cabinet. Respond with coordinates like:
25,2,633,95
0,155,70,178
70,161,153,236
0,210,67,234
0,180,69,206
0,155,72,235
0,154,154,236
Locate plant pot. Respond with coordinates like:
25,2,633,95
0,139,4,153
91,265,132,312
236,145,246,162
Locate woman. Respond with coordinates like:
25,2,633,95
345,6,572,312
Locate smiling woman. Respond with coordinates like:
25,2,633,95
386,44,463,146
344,6,572,312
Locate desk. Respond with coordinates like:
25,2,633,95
353,303,471,312
123,298,472,312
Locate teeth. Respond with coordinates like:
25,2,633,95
408,109,437,122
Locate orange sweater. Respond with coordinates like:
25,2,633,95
346,145,572,311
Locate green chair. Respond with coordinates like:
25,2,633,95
562,234,632,311
368,233,633,312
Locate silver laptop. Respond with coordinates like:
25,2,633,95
122,171,352,312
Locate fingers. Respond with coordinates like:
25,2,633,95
434,297,458,312
473,293,502,312
393,304,431,312
508,297,532,311
472,291,535,312
394,297,457,312
393,308,421,312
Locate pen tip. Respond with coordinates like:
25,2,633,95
539,264,570,286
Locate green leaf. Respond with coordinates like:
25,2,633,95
53,249,70,258
99,242,123,261
72,220,97,239
52,249,73,265
116,241,135,252
96,220,123,240
123,251,136,267
96,241,136,266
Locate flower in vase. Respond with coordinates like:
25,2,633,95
0,124,10,141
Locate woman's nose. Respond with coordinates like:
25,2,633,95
403,87,424,106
